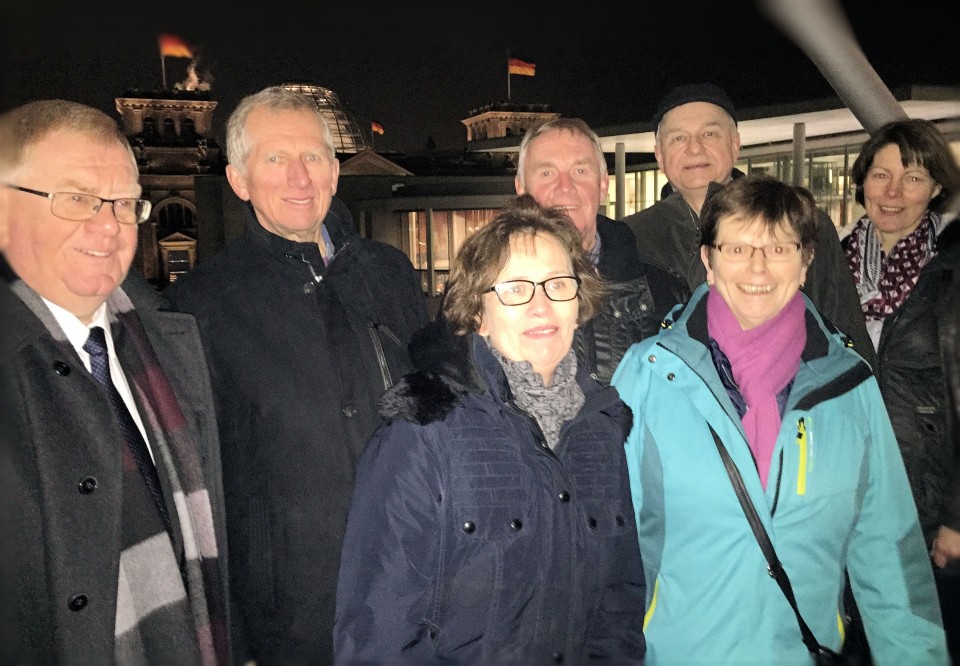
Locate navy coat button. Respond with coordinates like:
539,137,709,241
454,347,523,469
588,517,598,529
510,519,522,531
53,361,71,376
616,515,625,526
78,477,97,494
553,651,564,662
303,282,316,294
342,406,358,417
68,594,88,611
462,521,475,534
558,491,570,503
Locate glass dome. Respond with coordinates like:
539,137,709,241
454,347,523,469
281,82,368,154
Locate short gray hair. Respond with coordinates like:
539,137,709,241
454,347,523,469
516,118,605,190
225,86,336,171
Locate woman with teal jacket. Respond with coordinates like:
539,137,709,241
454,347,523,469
611,175,946,665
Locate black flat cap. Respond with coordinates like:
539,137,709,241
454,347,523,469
652,83,737,129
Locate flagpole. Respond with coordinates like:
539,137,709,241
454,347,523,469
506,50,511,101
161,54,167,90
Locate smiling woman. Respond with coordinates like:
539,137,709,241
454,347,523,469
842,118,960,657
333,194,647,663
698,174,816,331
611,174,948,664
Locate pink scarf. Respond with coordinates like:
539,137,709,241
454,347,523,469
707,288,806,488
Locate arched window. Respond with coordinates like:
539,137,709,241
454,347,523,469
142,117,158,138
162,117,177,139
155,197,197,238
181,118,197,140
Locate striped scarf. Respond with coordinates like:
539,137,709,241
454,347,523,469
11,279,227,665
845,211,942,321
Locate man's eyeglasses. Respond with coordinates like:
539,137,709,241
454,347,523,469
487,276,581,306
5,184,152,225
711,242,801,263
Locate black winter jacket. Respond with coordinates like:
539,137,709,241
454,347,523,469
579,216,689,384
842,222,960,543
334,326,646,664
166,198,430,664
623,177,876,368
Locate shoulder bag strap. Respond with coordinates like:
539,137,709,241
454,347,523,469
708,424,835,658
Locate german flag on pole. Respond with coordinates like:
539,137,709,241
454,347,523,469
158,34,193,59
508,57,535,76
371,120,385,135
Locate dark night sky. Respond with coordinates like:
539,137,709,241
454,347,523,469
2,1,956,154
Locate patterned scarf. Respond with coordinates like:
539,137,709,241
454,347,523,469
11,280,227,665
486,341,585,450
845,211,942,321
707,288,806,488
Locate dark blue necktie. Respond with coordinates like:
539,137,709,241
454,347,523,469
83,326,171,533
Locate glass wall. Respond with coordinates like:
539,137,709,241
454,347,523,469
405,208,501,295
604,137,960,232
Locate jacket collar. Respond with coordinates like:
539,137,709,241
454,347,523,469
666,283,833,362
402,320,624,420
242,196,358,271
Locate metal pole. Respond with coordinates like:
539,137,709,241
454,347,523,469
615,142,626,220
757,0,907,133
792,122,806,186
425,208,435,296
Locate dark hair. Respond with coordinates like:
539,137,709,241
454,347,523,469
443,194,605,334
700,174,819,265
850,118,960,212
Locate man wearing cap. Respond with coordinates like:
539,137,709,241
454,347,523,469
623,83,873,365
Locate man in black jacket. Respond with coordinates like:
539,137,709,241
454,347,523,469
622,83,874,367
515,118,689,384
166,86,430,664
2,99,229,665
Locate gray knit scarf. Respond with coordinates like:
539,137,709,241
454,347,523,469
11,279,227,665
486,340,585,449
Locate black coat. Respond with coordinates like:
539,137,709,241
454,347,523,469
843,222,960,543
940,221,960,531
623,177,876,368
578,216,689,384
166,198,430,664
1,266,229,665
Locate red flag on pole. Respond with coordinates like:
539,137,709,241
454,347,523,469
371,120,385,135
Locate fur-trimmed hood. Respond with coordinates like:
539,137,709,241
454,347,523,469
381,320,632,438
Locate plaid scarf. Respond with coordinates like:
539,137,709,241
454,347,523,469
11,279,227,665
845,211,942,321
